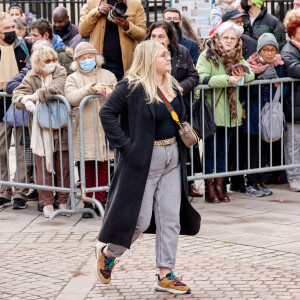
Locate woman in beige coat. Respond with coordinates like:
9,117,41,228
65,42,117,218
12,45,69,218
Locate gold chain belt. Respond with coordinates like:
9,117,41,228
154,136,176,146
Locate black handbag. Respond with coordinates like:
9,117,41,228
192,89,223,139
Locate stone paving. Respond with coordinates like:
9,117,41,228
1,183,300,299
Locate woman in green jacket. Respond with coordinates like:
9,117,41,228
196,22,254,203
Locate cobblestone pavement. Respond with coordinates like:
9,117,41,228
1,184,300,300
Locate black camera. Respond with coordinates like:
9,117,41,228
107,1,128,21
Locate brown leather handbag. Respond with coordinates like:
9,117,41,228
157,87,199,148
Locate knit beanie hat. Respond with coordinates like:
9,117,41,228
250,0,265,9
257,33,278,53
74,42,99,60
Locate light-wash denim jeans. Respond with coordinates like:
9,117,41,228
107,141,181,269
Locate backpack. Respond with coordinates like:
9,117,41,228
261,84,285,142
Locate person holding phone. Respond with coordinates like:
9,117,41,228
196,22,254,203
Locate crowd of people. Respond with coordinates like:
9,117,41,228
0,0,300,294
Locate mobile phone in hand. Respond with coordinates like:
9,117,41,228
232,63,250,74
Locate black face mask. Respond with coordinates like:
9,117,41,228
170,21,180,31
241,0,252,12
3,31,16,45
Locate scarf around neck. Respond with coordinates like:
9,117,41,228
205,34,243,119
246,52,284,74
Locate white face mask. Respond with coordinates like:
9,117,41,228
42,62,56,74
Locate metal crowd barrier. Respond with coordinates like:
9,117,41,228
189,77,300,181
1,77,300,220
0,92,99,221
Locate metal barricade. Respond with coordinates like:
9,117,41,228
0,92,97,221
188,77,300,182
77,94,108,218
2,77,300,220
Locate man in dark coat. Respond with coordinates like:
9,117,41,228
0,12,32,210
241,0,286,51
53,7,79,47
163,7,199,66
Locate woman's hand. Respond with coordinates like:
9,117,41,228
25,100,36,113
229,75,243,85
232,66,245,77
230,67,245,85
93,83,107,95
105,87,113,98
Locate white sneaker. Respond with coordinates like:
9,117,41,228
59,204,67,210
289,181,300,192
59,203,67,216
43,205,54,218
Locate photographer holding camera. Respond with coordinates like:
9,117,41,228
79,0,147,81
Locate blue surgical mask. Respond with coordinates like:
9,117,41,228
80,59,96,71
259,56,276,63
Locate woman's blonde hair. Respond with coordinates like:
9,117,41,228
284,9,300,27
125,40,180,103
31,45,58,74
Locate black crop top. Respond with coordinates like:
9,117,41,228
154,95,182,140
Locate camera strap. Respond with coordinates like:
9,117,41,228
99,0,127,4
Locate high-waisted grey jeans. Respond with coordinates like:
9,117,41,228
107,141,181,269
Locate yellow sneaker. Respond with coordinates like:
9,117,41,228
94,243,117,284
154,272,191,294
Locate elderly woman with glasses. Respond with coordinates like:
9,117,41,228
12,45,69,218
245,33,287,197
197,22,254,203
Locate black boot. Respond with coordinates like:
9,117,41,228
82,202,94,218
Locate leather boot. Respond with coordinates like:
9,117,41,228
189,184,203,197
215,177,230,202
205,179,220,203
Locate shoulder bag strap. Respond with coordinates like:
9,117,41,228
273,84,281,103
157,87,199,141
215,88,224,108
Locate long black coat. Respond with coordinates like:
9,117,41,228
98,79,201,249
281,41,300,123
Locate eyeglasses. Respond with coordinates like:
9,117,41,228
164,17,180,21
261,48,277,54
43,58,58,64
